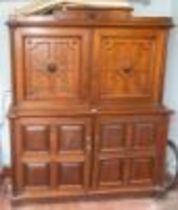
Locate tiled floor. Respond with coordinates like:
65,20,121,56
0,181,178,210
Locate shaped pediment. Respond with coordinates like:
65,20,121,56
13,0,131,16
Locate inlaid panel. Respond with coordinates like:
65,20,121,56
23,163,50,187
98,159,124,186
94,29,162,105
22,125,50,152
129,158,155,185
25,37,80,99
57,162,84,187
100,39,152,97
57,124,85,153
19,28,90,106
100,124,126,151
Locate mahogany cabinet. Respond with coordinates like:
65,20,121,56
8,7,172,203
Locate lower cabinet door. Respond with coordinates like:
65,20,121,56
92,115,168,191
13,117,92,194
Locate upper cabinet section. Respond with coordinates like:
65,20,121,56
9,7,172,111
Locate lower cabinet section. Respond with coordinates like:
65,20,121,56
10,114,168,200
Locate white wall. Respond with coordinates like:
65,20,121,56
0,2,28,166
133,0,171,16
164,1,178,144
0,0,173,166
172,0,178,24
0,2,28,93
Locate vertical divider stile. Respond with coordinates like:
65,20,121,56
49,122,58,190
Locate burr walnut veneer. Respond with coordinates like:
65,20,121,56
8,7,172,203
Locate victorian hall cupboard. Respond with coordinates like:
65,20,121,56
7,6,172,203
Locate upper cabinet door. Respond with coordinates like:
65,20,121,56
14,28,90,109
92,29,167,107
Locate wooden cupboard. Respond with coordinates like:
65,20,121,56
8,7,172,203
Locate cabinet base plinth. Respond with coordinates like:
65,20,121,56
11,187,163,206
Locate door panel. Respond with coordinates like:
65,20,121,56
98,121,128,153
15,28,90,109
57,125,85,153
93,29,164,106
57,162,84,189
133,123,156,149
98,159,125,187
100,124,126,152
23,162,50,189
129,158,155,185
22,125,50,152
